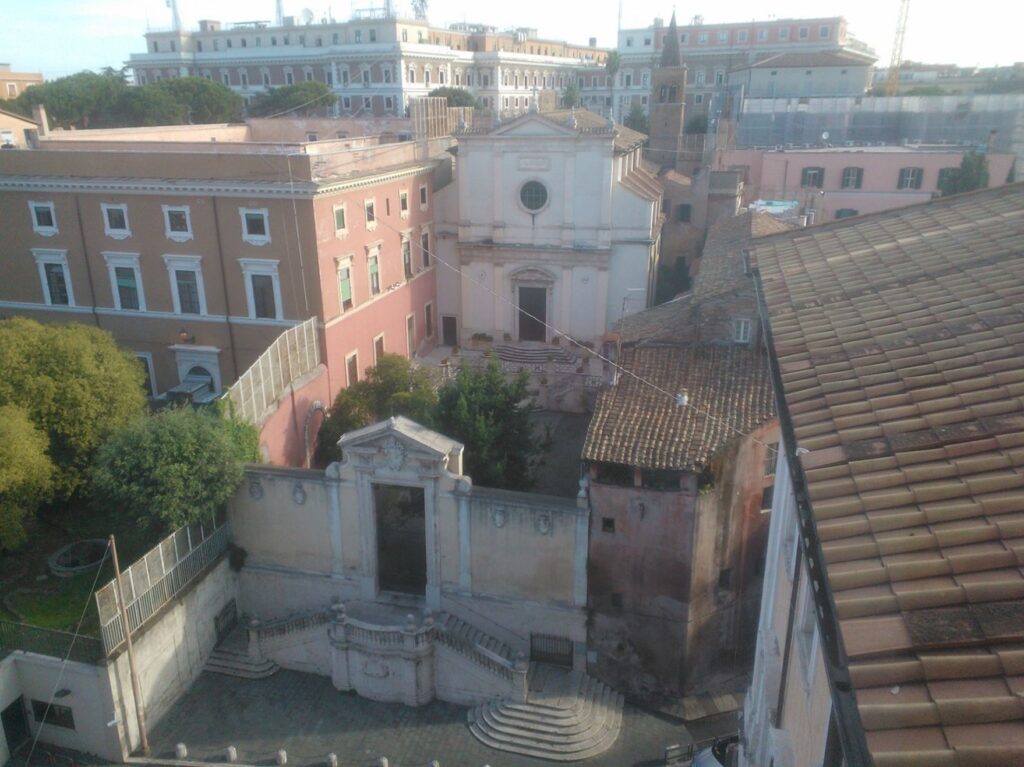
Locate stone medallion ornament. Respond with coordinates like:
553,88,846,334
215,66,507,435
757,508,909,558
535,513,552,535
493,508,507,528
248,479,264,500
381,436,407,471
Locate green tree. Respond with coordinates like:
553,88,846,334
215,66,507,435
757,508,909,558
436,359,535,489
153,77,243,123
624,104,650,134
315,354,438,466
248,81,337,117
0,405,55,550
0,319,147,500
14,71,127,128
904,85,947,96
939,151,990,196
561,80,581,108
114,86,186,126
428,87,479,107
605,51,621,119
92,407,259,533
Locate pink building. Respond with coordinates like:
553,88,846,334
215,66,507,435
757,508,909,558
717,145,1016,221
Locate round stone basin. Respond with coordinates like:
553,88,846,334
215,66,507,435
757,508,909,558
47,539,108,577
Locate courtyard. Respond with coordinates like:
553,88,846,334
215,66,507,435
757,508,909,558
149,669,701,767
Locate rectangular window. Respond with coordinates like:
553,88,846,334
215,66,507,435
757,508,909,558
779,27,790,40
419,184,428,209
757,28,768,41
240,73,248,88
115,267,140,310
334,204,347,235
765,443,779,477
368,254,380,295
364,199,376,229
240,208,270,244
286,71,294,85
841,167,864,189
175,271,201,314
402,239,413,279
733,318,752,343
374,334,385,363
602,517,615,533
737,30,748,42
675,204,692,223
406,314,416,357
163,205,192,241
796,579,818,688
680,32,688,43
363,96,372,109
761,485,774,510
799,26,809,39
800,167,825,188
102,203,131,238
385,96,394,110
420,231,430,268
698,31,708,44
306,132,318,141
346,352,359,385
399,190,409,215
262,72,271,86
33,250,74,306
338,262,353,311
29,201,57,235
240,259,282,320
937,167,958,189
32,701,75,730
898,167,924,190
819,25,830,39
424,302,433,337
164,255,206,315
717,31,728,43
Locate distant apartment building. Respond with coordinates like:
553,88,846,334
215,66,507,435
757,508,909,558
717,145,1016,221
579,15,874,122
0,116,446,407
873,61,1024,95
0,107,39,148
127,13,606,117
0,63,43,99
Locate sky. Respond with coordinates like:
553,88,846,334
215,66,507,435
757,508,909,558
3,0,1023,80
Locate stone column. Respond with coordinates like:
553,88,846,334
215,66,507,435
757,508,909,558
355,465,378,600
326,477,344,577
423,475,441,610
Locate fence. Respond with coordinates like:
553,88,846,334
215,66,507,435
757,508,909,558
95,521,230,655
226,317,320,426
0,620,105,665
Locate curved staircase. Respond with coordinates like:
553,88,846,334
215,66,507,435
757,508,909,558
468,664,624,761
205,647,279,679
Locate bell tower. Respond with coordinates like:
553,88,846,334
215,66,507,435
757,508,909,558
648,12,687,170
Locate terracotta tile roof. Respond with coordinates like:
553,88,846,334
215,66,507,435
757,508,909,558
582,344,776,471
694,211,794,302
752,183,1024,767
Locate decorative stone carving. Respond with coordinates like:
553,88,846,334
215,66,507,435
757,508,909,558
534,513,552,536
381,436,407,471
292,483,307,505
363,659,391,678
493,508,508,528
248,479,264,500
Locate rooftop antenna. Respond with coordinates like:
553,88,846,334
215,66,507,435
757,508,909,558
168,0,182,32
275,0,284,26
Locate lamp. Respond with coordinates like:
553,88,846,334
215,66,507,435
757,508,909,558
178,328,195,345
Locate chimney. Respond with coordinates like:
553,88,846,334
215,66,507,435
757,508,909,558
32,104,49,137
589,37,597,47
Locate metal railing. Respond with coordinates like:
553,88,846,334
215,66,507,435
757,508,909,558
95,522,230,655
0,620,105,665
226,317,320,426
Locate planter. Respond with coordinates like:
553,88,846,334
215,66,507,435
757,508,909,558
47,539,108,578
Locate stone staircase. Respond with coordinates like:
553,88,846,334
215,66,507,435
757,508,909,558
204,624,279,679
468,664,624,761
493,343,578,366
438,612,516,663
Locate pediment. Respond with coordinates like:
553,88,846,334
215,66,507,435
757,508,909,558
338,416,463,471
492,114,579,139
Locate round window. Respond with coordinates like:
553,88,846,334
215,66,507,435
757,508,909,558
520,181,548,211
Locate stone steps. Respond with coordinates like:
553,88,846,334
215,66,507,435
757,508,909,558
493,344,578,366
467,665,624,761
439,612,515,663
204,648,279,680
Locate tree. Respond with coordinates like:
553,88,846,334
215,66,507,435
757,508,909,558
315,354,438,466
92,407,258,533
411,0,428,20
0,319,147,500
904,85,947,96
605,51,621,119
624,104,650,135
114,87,186,126
14,71,127,129
248,81,337,117
561,80,581,108
153,77,243,123
0,405,55,550
428,87,479,107
436,359,535,489
939,151,990,197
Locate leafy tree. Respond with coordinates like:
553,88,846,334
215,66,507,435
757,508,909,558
0,318,147,500
685,114,708,135
428,87,479,107
624,104,650,134
655,257,693,305
114,86,186,126
938,151,990,196
436,359,535,490
153,77,243,123
561,80,581,108
14,71,127,129
248,81,337,117
92,407,259,533
0,405,55,550
315,354,438,466
605,51,621,119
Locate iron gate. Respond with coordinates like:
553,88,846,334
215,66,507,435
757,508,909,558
530,632,573,667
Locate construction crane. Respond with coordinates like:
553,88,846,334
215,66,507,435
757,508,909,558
885,0,911,96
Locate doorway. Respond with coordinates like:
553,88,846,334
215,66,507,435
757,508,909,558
2,697,30,758
518,286,547,342
441,315,458,347
374,484,427,596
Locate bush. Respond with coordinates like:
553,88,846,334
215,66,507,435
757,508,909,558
0,405,55,550
92,407,258,533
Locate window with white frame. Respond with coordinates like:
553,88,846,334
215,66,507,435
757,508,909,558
717,30,728,43
420,228,430,268
368,251,381,295
28,201,58,236
733,318,752,343
898,167,924,190
337,257,354,311
364,199,377,230
399,190,409,217
757,28,768,41
373,333,385,363
346,351,359,385
239,208,270,245
163,255,207,315
402,237,413,279
333,204,348,236
162,205,193,242
285,71,294,85
104,252,145,311
135,352,157,396
32,249,74,306
780,27,790,40
419,184,428,210
239,258,283,320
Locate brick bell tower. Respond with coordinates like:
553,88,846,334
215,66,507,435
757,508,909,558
647,11,687,170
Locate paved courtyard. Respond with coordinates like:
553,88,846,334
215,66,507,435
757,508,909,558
150,669,696,767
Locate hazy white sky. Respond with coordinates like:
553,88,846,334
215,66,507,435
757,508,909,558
5,0,1023,80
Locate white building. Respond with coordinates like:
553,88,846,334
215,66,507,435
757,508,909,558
435,109,662,347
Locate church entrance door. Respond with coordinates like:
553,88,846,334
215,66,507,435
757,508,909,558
373,484,427,596
518,286,547,342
